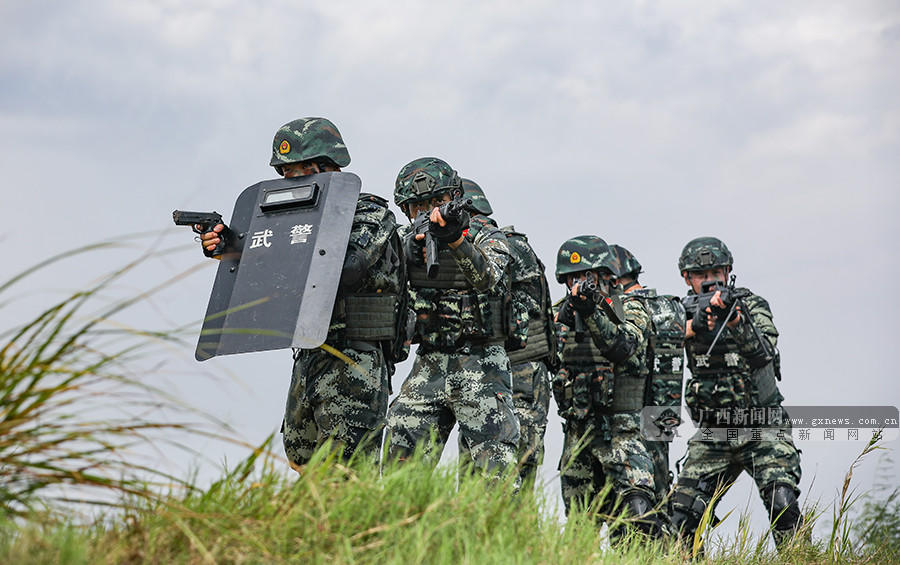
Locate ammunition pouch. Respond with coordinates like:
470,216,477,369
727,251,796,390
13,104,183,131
752,361,779,406
552,364,642,418
414,292,509,350
408,248,469,289
336,293,399,341
507,317,553,365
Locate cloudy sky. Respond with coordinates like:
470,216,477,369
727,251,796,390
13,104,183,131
2,0,898,546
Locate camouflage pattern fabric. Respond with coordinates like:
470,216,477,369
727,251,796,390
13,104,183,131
553,290,658,515
684,290,781,416
554,235,613,283
281,194,402,466
459,359,550,486
455,221,553,486
403,214,511,348
387,344,519,472
582,290,652,381
284,345,389,465
461,178,493,216
672,432,802,545
270,117,351,173
678,236,733,272
560,414,656,515
388,211,518,474
628,286,687,503
394,157,461,209
673,287,803,547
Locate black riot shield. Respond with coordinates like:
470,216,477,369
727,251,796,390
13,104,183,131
196,172,361,360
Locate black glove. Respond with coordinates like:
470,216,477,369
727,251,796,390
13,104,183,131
428,212,466,244
571,282,596,317
690,307,712,336
557,298,577,328
403,233,425,267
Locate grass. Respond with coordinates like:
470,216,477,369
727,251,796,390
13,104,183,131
0,241,238,518
1,244,898,563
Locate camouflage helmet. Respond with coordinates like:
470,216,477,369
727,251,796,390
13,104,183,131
394,157,461,209
555,235,612,284
610,244,642,279
678,237,734,272
269,117,351,175
461,178,493,216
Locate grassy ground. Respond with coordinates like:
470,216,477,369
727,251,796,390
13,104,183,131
2,247,898,564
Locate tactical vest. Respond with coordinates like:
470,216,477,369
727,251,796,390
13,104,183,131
500,226,557,367
554,324,644,416
631,289,686,409
409,247,510,350
685,330,780,417
327,193,406,360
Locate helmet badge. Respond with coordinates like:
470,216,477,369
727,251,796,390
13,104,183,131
279,140,291,154
570,252,581,264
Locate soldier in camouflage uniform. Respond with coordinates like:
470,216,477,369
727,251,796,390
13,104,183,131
609,244,686,508
385,159,520,475
199,117,406,469
553,236,665,539
455,179,557,489
670,237,804,550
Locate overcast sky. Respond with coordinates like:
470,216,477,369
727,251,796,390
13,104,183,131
2,0,898,547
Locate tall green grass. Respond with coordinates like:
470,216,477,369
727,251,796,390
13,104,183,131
0,242,236,518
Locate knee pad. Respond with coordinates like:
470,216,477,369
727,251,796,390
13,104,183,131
671,490,705,537
620,490,665,539
762,482,802,532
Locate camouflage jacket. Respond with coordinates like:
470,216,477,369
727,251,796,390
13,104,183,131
327,193,406,362
402,213,511,351
683,287,782,412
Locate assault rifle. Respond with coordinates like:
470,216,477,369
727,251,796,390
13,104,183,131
172,210,226,257
682,275,775,360
409,190,473,278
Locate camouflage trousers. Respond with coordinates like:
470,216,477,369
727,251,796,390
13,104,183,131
559,413,656,517
645,438,673,504
282,345,390,467
671,430,802,546
458,360,551,487
386,344,520,473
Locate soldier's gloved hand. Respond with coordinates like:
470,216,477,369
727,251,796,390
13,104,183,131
556,298,577,327
404,234,425,267
428,216,464,244
690,308,713,338
571,287,596,317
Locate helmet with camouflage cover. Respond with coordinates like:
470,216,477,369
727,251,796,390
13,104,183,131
394,157,462,211
555,235,613,284
678,236,733,272
610,244,642,279
461,178,493,216
269,117,351,175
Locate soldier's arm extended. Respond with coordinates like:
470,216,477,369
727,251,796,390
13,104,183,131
449,224,510,292
728,292,779,358
584,295,650,371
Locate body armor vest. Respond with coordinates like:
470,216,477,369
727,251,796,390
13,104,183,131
409,247,508,349
556,326,644,415
333,293,399,341
632,290,685,408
